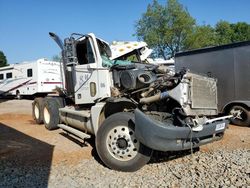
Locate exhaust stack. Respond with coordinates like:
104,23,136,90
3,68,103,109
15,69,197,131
49,32,64,50
49,32,78,100
49,32,73,98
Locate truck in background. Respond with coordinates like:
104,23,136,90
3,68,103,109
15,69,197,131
0,58,63,99
175,41,250,126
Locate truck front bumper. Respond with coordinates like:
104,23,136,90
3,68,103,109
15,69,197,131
134,109,229,151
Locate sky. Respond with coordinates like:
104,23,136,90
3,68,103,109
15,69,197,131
0,0,250,64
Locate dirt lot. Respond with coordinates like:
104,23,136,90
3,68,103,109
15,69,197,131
0,99,249,187
0,99,93,165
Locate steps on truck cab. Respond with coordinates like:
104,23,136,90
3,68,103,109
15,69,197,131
59,107,91,118
58,107,92,140
57,124,91,140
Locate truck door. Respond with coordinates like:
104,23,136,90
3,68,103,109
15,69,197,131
74,35,111,104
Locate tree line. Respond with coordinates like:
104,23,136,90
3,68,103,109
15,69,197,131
135,0,250,59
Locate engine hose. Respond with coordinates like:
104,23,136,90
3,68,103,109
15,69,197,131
137,72,154,84
140,91,168,104
173,107,187,118
175,114,187,126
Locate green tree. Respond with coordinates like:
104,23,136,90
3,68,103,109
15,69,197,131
135,0,195,59
215,21,250,45
231,22,250,42
0,51,8,67
215,21,234,45
135,0,250,56
185,25,217,49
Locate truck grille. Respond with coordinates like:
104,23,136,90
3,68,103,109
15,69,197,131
191,74,217,109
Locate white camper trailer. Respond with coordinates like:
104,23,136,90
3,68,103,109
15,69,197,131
0,58,63,98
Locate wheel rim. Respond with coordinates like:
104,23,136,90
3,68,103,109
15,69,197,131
230,108,246,121
106,125,140,161
44,107,50,124
34,104,40,119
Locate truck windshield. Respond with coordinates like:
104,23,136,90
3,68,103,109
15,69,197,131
97,39,132,68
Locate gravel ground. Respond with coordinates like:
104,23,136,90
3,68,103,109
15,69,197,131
48,149,250,188
0,99,250,187
1,149,249,187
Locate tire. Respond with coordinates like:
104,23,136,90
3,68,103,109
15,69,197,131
32,98,45,124
43,98,62,130
95,112,153,172
16,90,22,100
54,97,65,109
229,105,250,126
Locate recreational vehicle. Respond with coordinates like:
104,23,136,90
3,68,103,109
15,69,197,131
0,58,63,98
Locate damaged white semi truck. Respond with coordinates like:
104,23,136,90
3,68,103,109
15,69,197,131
32,32,232,172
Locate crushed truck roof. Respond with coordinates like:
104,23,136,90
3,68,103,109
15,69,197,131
110,41,149,60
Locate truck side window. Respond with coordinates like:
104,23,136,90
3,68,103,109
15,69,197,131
27,69,33,77
0,74,3,80
6,72,12,79
76,39,95,65
86,40,95,64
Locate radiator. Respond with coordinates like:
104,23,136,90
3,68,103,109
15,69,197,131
190,74,217,109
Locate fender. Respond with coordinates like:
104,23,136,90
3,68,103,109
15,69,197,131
222,100,250,113
134,109,230,151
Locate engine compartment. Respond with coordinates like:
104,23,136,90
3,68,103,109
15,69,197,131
109,61,219,128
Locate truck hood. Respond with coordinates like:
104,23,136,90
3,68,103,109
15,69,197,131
110,41,152,60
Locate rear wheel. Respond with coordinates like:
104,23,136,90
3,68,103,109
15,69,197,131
229,105,250,126
32,98,44,124
43,98,63,130
96,112,152,172
16,90,22,100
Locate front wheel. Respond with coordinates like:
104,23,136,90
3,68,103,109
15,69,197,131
95,112,153,172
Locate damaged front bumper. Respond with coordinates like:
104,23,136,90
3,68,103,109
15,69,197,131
134,109,230,151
